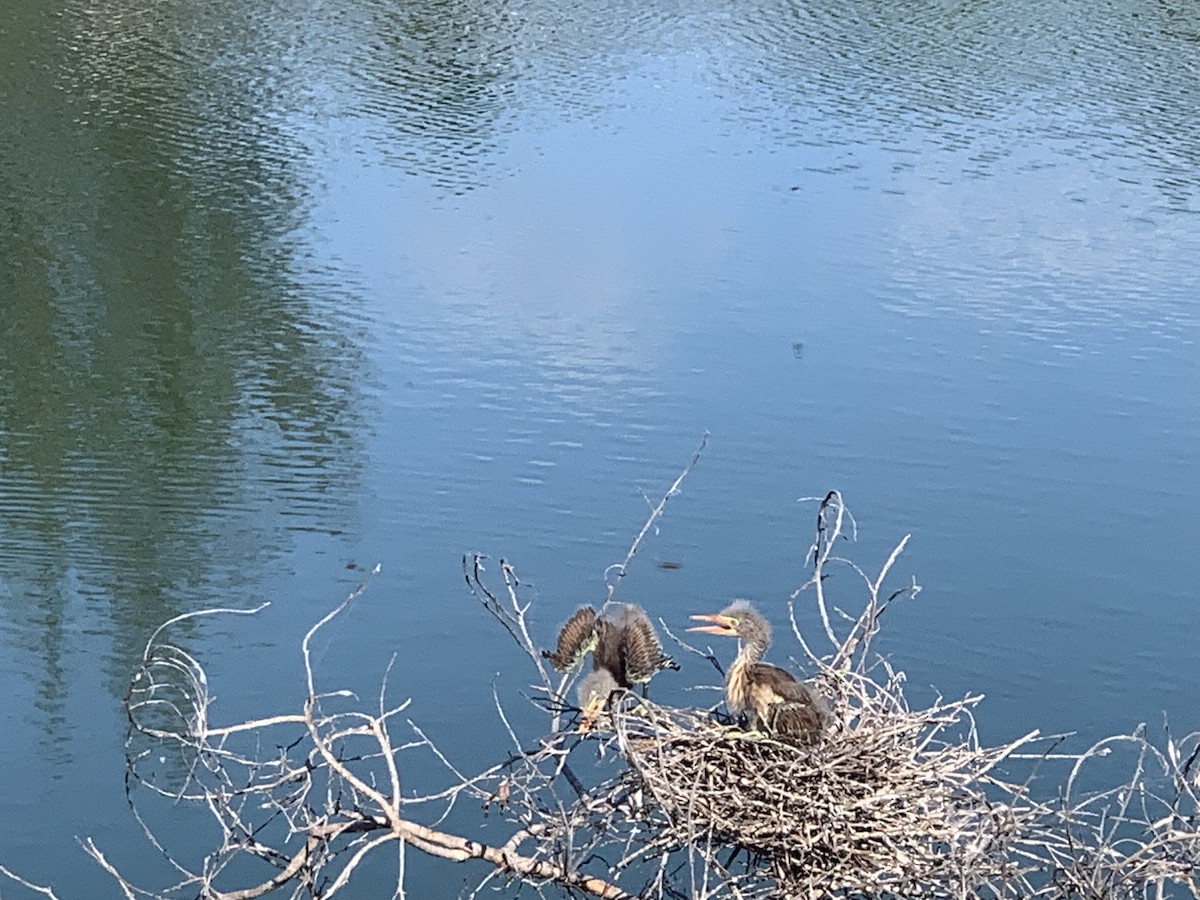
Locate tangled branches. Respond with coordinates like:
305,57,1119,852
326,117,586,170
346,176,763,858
78,453,1199,898
612,683,1038,897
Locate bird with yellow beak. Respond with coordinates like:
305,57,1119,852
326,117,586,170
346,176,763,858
689,600,829,742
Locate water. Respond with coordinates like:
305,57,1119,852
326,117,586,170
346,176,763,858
1,0,1198,895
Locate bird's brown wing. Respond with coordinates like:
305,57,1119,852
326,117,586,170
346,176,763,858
592,618,627,685
542,606,598,671
748,664,830,741
619,611,679,684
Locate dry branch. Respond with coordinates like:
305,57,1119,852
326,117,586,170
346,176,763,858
80,463,1199,899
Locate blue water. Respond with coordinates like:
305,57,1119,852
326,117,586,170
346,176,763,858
1,0,1198,895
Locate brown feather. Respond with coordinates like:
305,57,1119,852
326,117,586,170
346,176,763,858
617,607,678,685
587,605,678,688
746,663,829,741
591,618,624,683
546,603,677,694
542,606,599,671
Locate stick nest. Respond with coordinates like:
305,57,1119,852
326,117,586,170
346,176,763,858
607,662,1037,898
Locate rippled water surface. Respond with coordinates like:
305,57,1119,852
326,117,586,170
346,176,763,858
2,0,1198,894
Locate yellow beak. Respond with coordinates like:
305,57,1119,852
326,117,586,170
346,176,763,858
687,613,738,636
579,694,606,733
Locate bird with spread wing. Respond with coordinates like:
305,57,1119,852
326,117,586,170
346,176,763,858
544,603,678,727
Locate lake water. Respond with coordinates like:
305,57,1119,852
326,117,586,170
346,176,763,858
1,0,1198,895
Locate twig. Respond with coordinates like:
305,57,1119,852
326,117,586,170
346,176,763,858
603,432,707,605
0,864,62,899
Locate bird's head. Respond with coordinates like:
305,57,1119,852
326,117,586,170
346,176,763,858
577,668,619,732
687,600,769,644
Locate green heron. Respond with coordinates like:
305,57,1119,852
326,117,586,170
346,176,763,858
544,603,678,692
689,600,829,742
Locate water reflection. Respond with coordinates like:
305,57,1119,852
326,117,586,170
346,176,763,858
722,0,1200,212
346,0,695,191
332,0,1200,210
1,0,368,731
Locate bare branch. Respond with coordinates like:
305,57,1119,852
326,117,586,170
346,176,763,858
603,432,707,604
77,479,1200,900
0,865,62,899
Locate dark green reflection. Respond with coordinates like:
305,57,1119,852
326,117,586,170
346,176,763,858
0,0,366,735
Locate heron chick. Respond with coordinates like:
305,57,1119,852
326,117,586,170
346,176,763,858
542,607,676,720
689,600,829,742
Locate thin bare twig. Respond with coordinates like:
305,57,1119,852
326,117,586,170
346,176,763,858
603,432,707,605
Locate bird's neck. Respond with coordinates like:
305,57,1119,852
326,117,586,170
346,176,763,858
738,637,765,666
725,639,764,714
